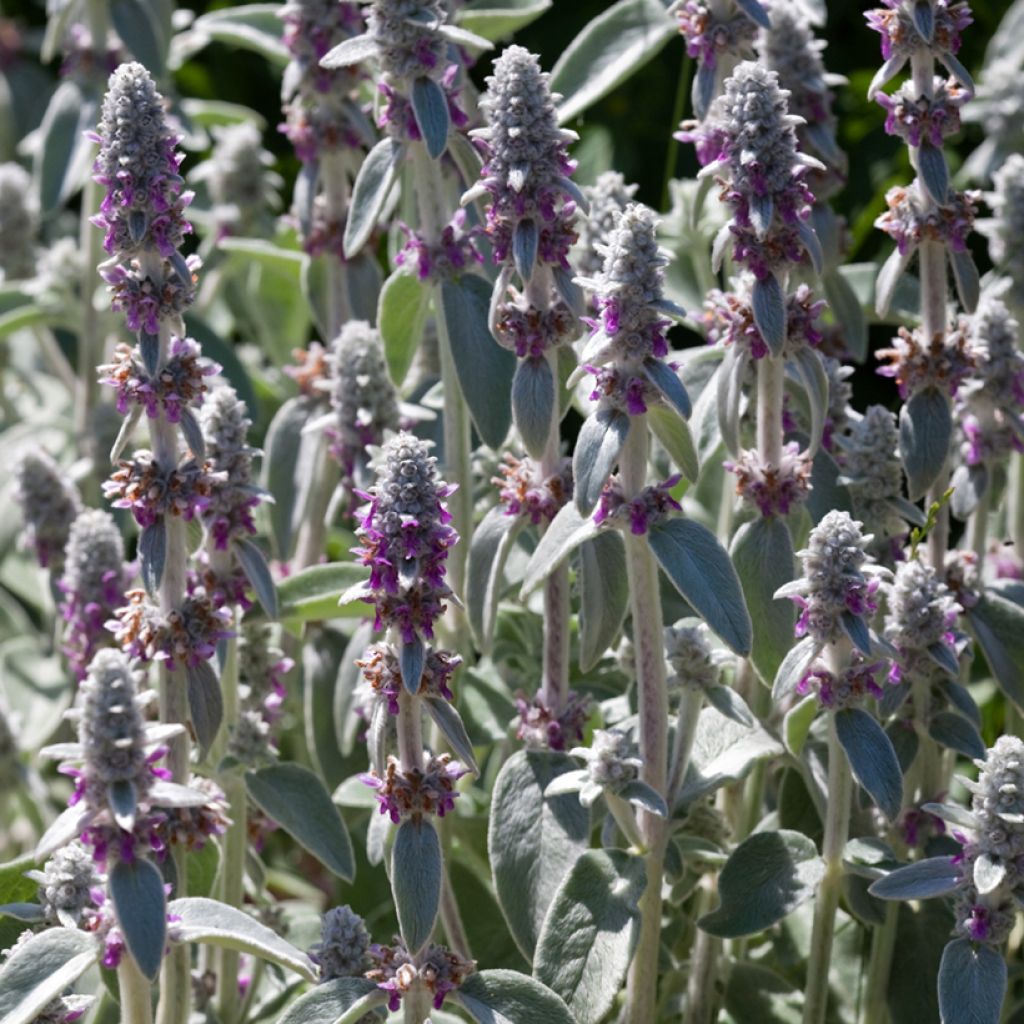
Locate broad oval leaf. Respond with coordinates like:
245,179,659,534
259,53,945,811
512,356,555,459
966,593,1024,710
439,275,516,450
698,830,825,938
834,708,903,822
0,927,97,1024
938,939,1006,1024
489,751,590,960
411,75,450,159
245,762,355,880
647,404,699,483
235,538,277,618
344,138,405,258
644,357,691,418
109,857,167,980
534,849,646,1024
751,275,786,356
772,636,818,701
928,710,986,761
467,506,521,651
577,531,628,672
647,518,752,655
275,561,369,624
392,818,442,954
899,387,951,501
551,0,677,124
425,696,479,774
457,0,553,41
917,141,949,205
277,977,387,1024
186,659,223,756
573,409,631,516
867,856,962,900
378,268,430,386
458,969,575,1024
169,897,317,981
520,502,599,596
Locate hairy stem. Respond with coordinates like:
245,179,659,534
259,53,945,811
757,354,784,466
861,901,898,1024
684,875,723,1024
118,956,154,1024
667,687,704,808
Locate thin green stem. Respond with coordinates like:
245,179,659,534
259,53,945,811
660,55,693,213
684,874,723,1024
860,902,898,1024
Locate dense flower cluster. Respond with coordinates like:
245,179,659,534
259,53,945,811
100,255,200,336
877,323,973,399
362,753,467,822
725,444,813,518
367,938,475,1011
352,433,457,642
664,620,722,694
875,182,978,258
985,154,1024,306
59,510,132,682
310,905,370,981
0,161,38,280
151,774,230,854
796,655,886,709
395,210,481,283
494,453,572,524
876,76,967,149
356,642,459,714
29,841,102,928
703,281,824,360
494,297,578,360
571,729,643,806
576,171,638,280
104,451,220,528
594,475,682,534
237,622,292,729
13,450,82,570
515,690,590,752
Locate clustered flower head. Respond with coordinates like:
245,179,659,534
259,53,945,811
797,654,886,709
594,475,682,534
352,433,457,644
778,510,887,649
29,841,102,928
876,76,967,149
100,255,200,336
467,45,582,294
985,154,1024,308
515,690,591,752
324,321,401,494
875,182,978,260
494,453,572,525
664,620,721,694
200,384,263,550
100,337,219,423
104,451,220,528
576,171,638,280
952,736,1024,944
570,728,643,807
151,774,230,854
395,209,482,283
884,557,963,684
13,450,82,570
310,904,371,981
59,509,132,682
0,161,38,280
877,321,973,400
362,753,467,823
237,622,292,729
367,938,475,1012
725,443,813,518
357,642,459,715
494,297,579,360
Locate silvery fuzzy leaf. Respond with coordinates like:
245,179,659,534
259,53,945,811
620,780,668,817
139,330,161,376
868,55,907,99
751,273,786,357
797,220,824,275
938,51,974,94
573,408,631,516
554,265,586,315
109,857,166,980
128,209,148,244
711,223,732,273
690,171,716,230
790,348,829,457
578,532,629,673
917,141,948,205
925,640,960,678
320,33,379,68
0,902,45,923
458,970,575,1024
277,979,385,1024
879,680,911,720
467,507,522,653
966,590,1024,710
835,708,903,822
411,75,450,160
107,778,137,831
647,518,752,656
400,634,426,696
840,611,873,655
716,344,747,457
868,856,962,900
899,387,951,500
912,0,934,41
823,268,867,362
772,635,818,702
805,120,844,168
139,519,167,596
735,0,771,28
438,22,493,50
425,697,479,775
512,355,555,459
148,780,210,808
187,659,223,756
179,407,206,461
648,404,699,482
928,711,986,761
920,801,977,831
938,939,1005,1024
884,496,927,527
34,804,90,862
513,217,539,284
110,403,144,463
705,683,755,728
508,161,530,193
875,244,914,319
972,852,1006,895
368,700,388,778
543,769,588,797
343,137,404,258
235,538,278,618
750,193,774,239
392,818,442,955
693,60,717,121
293,161,318,240
643,358,691,419
521,502,600,596
950,247,980,314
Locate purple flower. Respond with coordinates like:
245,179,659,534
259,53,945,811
366,939,474,1012
724,443,813,518
515,690,591,752
594,476,683,535
493,453,572,525
357,642,460,714
103,451,220,528
395,209,482,282
361,753,467,823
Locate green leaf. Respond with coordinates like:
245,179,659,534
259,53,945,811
0,856,38,909
0,928,98,1024
245,763,355,880
647,518,752,655
731,517,795,685
111,0,167,78
379,269,430,386
35,79,93,214
823,267,867,363
489,750,591,960
439,275,516,450
274,562,369,625
277,978,386,1024
186,836,221,900
966,592,1024,710
458,970,574,1024
938,939,1006,1024
219,236,305,272
261,395,318,561
235,538,278,619
534,850,646,1024
109,858,166,980
577,532,628,672
392,818,442,955
169,897,316,981
835,708,903,822
573,409,630,516
868,856,961,901
345,138,405,258
0,303,51,340
723,962,803,1024
467,506,522,652
698,830,825,938
520,502,599,596
457,0,552,41
551,0,677,124
647,404,699,483
191,5,289,64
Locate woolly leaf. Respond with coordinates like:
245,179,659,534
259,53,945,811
425,696,479,774
458,970,575,1024
751,274,786,357
379,269,430,387
411,75,450,159
573,409,631,516
0,927,97,1024
344,138,404,258
647,404,699,482
467,507,522,652
109,857,166,980
868,856,962,900
512,356,555,459
235,538,277,619
520,502,599,596
899,387,951,501
577,532,629,672
277,978,386,1024
834,708,903,822
391,818,442,955
138,519,167,596
186,659,223,756
938,939,1006,1024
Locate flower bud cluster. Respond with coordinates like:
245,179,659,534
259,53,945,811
59,510,132,682
494,453,572,525
325,322,400,494
664,621,721,694
238,622,292,729
100,337,219,423
100,255,200,336
13,450,82,570
876,76,967,149
986,154,1024,307
362,753,467,823
0,161,38,280
571,729,642,806
310,905,371,981
29,841,102,928
353,433,457,643
494,296,579,360
576,172,639,281
367,938,475,1012
515,690,590,752
704,281,824,360
395,209,482,283
594,475,682,535
356,642,459,715
781,511,886,648
877,322,973,400
151,774,230,854
104,451,220,528
279,0,367,163
797,655,886,709
725,443,813,518
884,558,962,684
875,182,978,259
